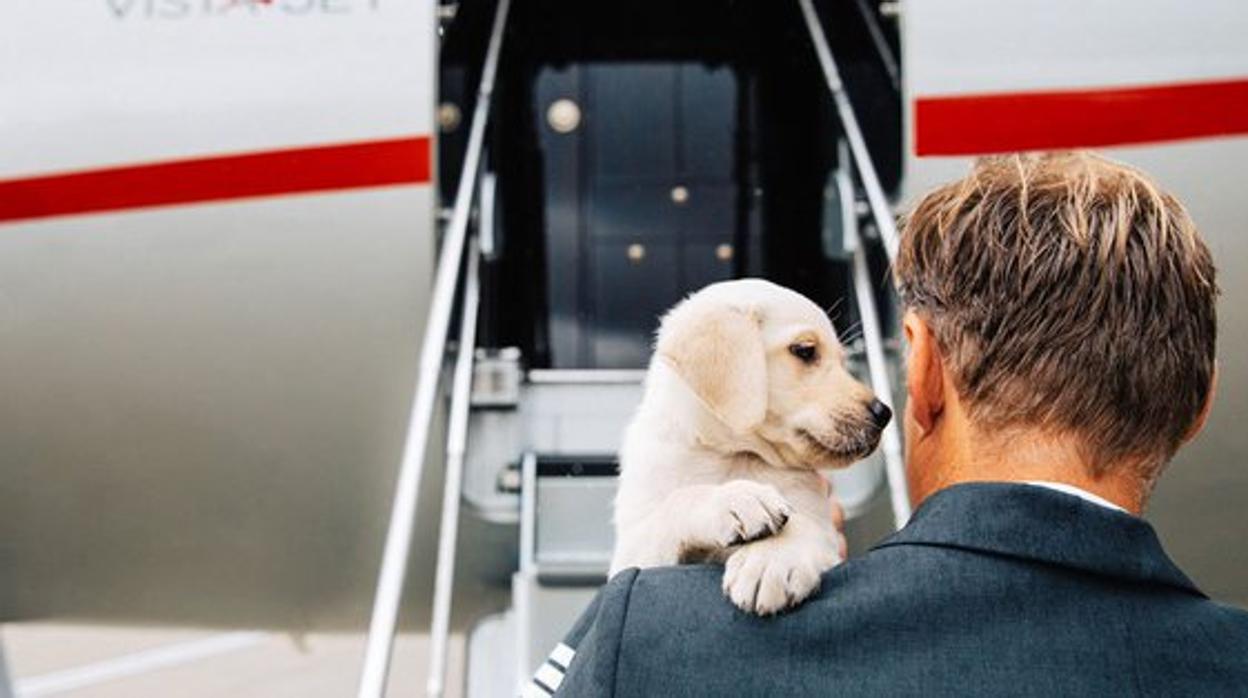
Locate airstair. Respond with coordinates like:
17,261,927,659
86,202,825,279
356,1,909,695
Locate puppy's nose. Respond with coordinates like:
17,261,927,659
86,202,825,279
867,399,892,429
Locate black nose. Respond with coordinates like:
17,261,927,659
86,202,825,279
867,399,892,429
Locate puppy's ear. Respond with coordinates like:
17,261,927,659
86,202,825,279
657,301,767,432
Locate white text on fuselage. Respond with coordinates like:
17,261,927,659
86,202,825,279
106,0,382,20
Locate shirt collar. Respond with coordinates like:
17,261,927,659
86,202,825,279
1024,480,1129,514
872,482,1204,597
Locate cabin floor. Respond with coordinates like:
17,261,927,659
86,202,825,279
0,624,464,698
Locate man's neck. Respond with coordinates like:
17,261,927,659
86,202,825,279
952,430,1146,515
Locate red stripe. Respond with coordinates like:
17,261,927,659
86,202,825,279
0,135,431,224
915,78,1248,156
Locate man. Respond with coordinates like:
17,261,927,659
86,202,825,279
535,152,1248,697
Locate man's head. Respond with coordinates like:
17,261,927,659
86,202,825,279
894,152,1219,511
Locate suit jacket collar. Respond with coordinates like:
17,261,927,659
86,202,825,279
872,482,1205,597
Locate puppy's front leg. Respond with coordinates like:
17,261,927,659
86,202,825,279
610,480,793,576
722,512,841,615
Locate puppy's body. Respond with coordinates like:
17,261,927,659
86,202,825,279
610,280,888,615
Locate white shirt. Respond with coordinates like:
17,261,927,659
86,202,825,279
1025,480,1129,514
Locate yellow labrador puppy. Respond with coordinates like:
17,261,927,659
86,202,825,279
610,279,891,615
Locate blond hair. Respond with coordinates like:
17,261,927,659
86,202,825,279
895,152,1218,478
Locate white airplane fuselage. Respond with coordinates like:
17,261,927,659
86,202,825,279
0,0,1244,629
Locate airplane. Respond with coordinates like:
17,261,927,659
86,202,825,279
1,0,1245,695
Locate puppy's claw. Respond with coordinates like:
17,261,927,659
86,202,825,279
706,480,793,548
726,511,751,546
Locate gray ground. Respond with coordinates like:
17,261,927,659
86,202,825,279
1,624,463,698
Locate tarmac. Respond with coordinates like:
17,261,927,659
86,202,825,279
1,624,463,698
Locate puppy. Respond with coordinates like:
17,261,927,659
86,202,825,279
610,279,891,615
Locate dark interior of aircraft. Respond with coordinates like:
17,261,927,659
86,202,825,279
440,0,901,369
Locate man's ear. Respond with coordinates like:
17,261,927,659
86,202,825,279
903,310,945,435
1183,363,1218,444
657,301,768,432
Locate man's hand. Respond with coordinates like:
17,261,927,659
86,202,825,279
830,492,848,560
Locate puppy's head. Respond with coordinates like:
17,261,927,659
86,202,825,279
656,278,890,469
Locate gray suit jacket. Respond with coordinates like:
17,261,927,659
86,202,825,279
535,483,1248,697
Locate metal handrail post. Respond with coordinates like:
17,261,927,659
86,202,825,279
356,0,512,695
425,241,481,698
0,630,14,698
804,0,911,526
850,0,900,92
851,232,911,528
799,0,901,261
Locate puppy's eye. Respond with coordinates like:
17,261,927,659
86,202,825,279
789,343,818,364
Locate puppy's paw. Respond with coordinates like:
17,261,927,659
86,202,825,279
722,537,838,616
703,480,793,548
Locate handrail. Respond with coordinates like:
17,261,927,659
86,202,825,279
425,240,481,698
849,218,911,528
356,0,512,695
0,631,13,698
850,0,900,93
804,0,911,528
799,0,901,262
